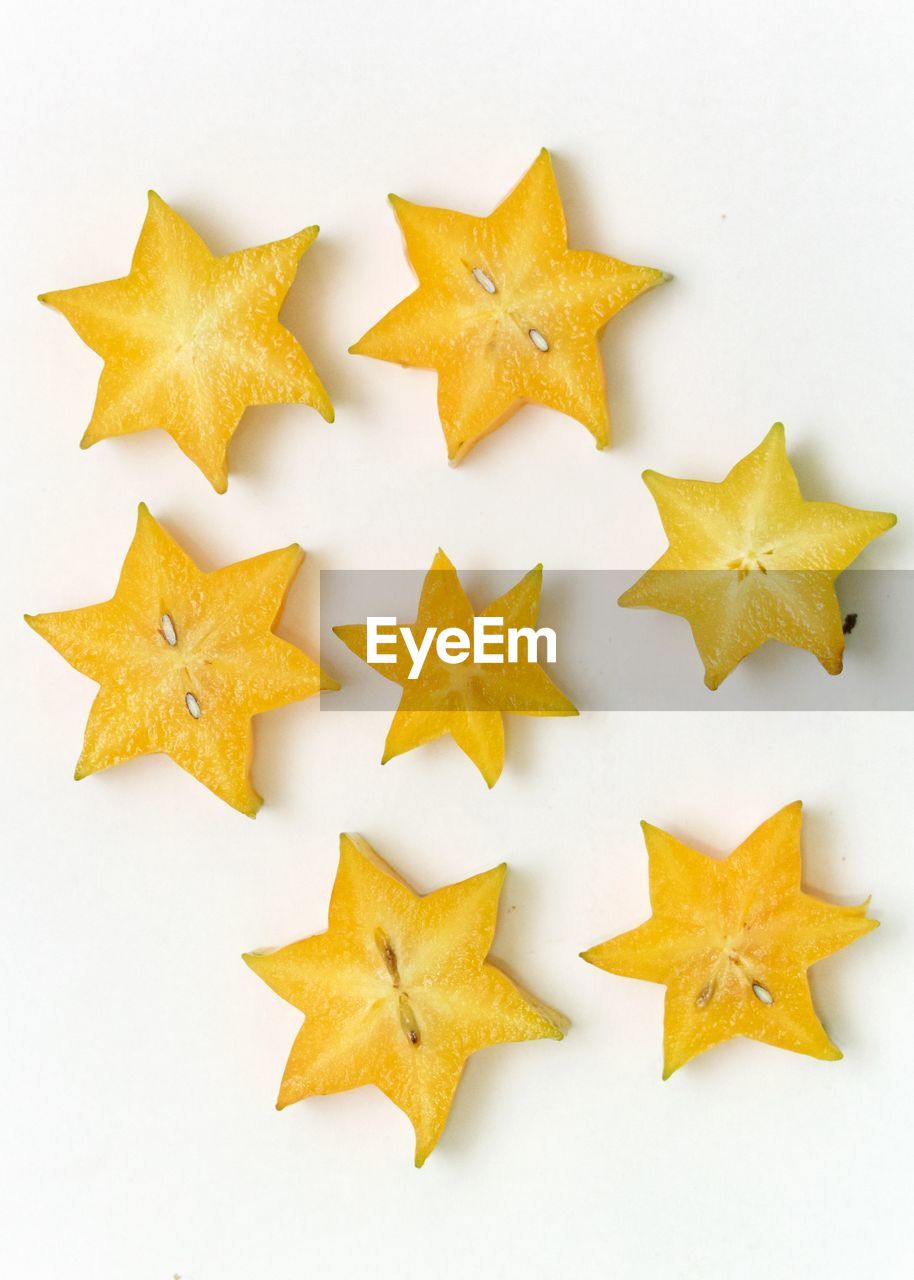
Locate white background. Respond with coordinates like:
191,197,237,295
1,2,912,1276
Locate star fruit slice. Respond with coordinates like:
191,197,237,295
245,833,565,1166
39,192,333,492
350,148,667,462
619,423,896,688
582,802,878,1077
333,549,578,787
25,503,338,815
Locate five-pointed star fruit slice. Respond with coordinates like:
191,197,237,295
350,148,667,463
39,192,334,492
333,549,578,787
619,423,897,688
582,802,877,1078
25,503,338,816
244,833,564,1166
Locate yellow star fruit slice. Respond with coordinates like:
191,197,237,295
333,549,578,787
619,423,896,688
582,802,877,1078
25,504,338,816
245,833,565,1166
39,192,333,492
350,148,666,463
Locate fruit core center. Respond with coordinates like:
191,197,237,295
727,548,774,580
375,927,420,1046
695,942,774,1008
158,612,204,720
469,265,550,352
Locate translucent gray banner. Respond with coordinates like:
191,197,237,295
318,569,913,710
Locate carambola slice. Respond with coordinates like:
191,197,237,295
582,802,877,1077
39,192,333,491
25,504,337,815
619,424,896,688
351,148,666,462
334,549,577,786
245,834,565,1166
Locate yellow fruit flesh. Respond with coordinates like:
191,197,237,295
619,423,896,687
25,504,337,815
245,835,564,1166
39,192,333,492
334,549,577,787
582,802,877,1077
351,149,665,462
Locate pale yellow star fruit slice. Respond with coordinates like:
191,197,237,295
619,423,896,687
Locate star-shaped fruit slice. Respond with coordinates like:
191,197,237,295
582,802,877,1077
619,423,896,688
350,148,666,462
245,833,564,1166
39,192,333,491
25,503,338,815
333,550,577,787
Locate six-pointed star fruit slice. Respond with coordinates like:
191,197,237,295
581,801,877,1078
244,833,565,1166
619,423,896,688
25,503,338,816
350,148,667,463
39,192,334,491
333,549,578,787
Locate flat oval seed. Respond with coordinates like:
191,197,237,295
529,327,550,352
472,266,497,294
185,691,202,719
399,994,420,1046
695,982,715,1008
752,982,774,1005
161,612,177,646
375,927,400,985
